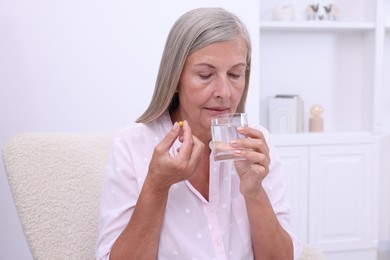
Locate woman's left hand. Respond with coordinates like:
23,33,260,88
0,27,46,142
232,126,270,198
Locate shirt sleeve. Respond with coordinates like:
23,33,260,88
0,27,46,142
95,133,140,260
259,126,303,259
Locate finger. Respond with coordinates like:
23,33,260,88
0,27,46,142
176,120,194,161
234,149,270,172
237,126,263,139
186,135,204,170
233,137,269,155
232,127,269,154
155,122,180,155
250,162,268,177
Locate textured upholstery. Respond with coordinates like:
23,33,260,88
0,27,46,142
2,133,114,260
2,133,326,260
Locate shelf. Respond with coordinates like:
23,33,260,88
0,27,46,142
259,0,387,137
271,132,378,147
259,29,373,133
260,21,375,32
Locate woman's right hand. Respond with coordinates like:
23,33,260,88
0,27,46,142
146,120,204,192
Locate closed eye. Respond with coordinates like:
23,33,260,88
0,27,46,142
229,73,242,79
199,74,212,80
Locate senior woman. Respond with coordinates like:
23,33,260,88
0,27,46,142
96,7,302,260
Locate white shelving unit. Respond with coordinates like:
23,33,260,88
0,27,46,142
385,1,390,132
259,1,389,259
258,0,389,143
259,29,375,133
385,36,390,130
259,0,379,134
260,21,375,32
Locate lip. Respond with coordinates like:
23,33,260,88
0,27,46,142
205,107,230,116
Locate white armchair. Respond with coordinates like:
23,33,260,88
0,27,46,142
2,133,326,260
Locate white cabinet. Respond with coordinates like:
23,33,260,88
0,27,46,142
275,135,379,260
309,144,377,260
277,146,309,243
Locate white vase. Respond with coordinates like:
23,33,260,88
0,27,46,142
273,4,295,21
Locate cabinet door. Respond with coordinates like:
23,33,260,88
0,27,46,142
276,146,309,243
309,144,376,255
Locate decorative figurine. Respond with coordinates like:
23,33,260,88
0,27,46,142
306,3,340,21
309,105,324,132
324,4,340,21
306,4,320,20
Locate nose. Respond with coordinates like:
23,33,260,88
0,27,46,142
214,75,231,99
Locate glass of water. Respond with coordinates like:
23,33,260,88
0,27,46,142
211,113,248,161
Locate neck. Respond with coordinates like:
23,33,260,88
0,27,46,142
170,110,212,145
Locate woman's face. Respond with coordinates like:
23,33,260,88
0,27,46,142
175,39,248,141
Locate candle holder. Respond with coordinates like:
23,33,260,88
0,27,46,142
309,105,324,132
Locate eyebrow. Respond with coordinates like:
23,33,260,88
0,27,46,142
193,63,247,69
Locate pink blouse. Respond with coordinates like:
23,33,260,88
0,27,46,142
96,111,302,260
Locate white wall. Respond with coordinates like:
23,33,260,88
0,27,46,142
0,1,259,258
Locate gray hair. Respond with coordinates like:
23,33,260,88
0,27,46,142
136,7,252,123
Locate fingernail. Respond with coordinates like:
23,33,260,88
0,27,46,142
234,149,242,155
230,140,237,146
237,126,245,131
172,122,179,130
